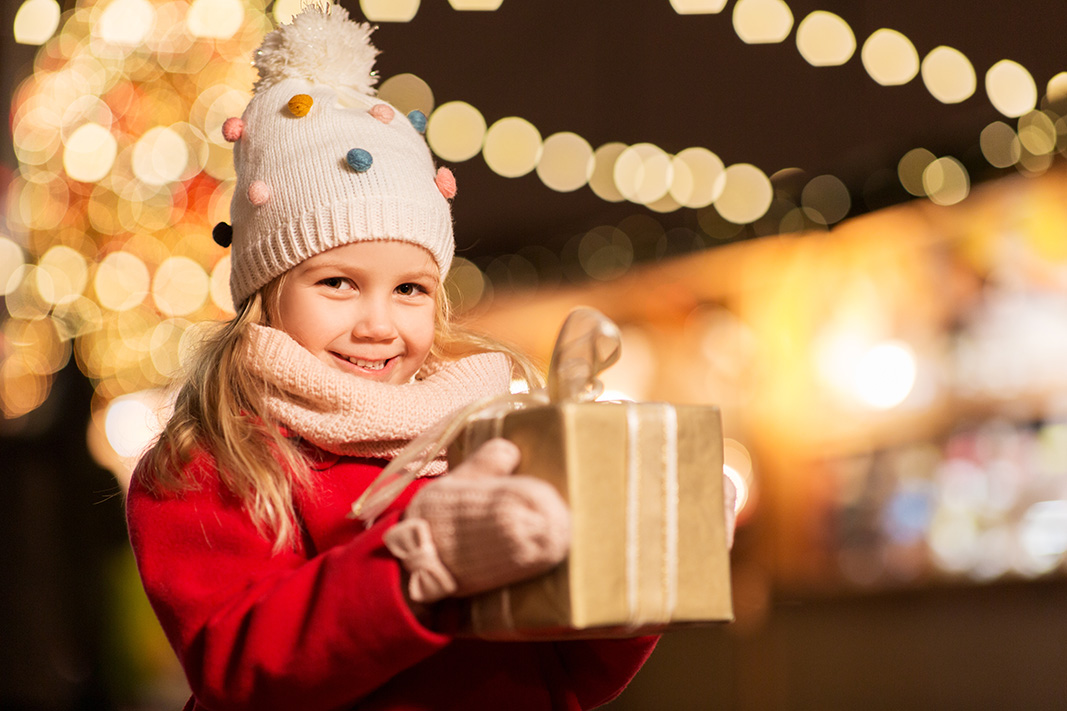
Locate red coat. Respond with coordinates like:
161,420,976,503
126,445,657,711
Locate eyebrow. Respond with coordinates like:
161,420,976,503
298,260,439,285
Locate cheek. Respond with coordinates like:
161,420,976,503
407,306,437,355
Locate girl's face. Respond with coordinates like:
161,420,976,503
275,240,439,385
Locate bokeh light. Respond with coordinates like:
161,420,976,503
152,256,209,316
448,0,504,9
0,238,28,296
614,143,673,205
95,0,156,47
426,101,487,162
670,147,726,209
588,142,627,203
986,60,1038,118
800,174,851,225
853,340,917,409
95,252,150,312
1017,111,1057,156
921,46,976,104
980,121,1021,168
63,122,118,183
359,0,420,23
732,0,794,44
795,11,855,67
670,0,727,13
923,156,970,206
483,117,543,178
187,0,245,40
377,73,434,116
861,28,919,86
714,163,773,224
897,147,936,196
536,132,594,193
13,0,61,45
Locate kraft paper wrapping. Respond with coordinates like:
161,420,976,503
447,401,733,640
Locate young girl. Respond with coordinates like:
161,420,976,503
126,5,661,709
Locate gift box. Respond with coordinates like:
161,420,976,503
447,400,733,640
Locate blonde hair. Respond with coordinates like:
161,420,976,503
139,273,541,551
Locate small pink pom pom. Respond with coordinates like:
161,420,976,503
222,117,244,142
434,167,457,199
369,104,395,124
248,180,271,206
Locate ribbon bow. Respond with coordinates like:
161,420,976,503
350,307,622,527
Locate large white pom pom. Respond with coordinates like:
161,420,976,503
253,3,379,96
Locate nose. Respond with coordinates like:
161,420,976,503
352,296,397,341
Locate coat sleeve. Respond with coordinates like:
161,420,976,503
554,636,659,708
125,452,450,711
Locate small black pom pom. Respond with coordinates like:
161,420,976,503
212,222,233,248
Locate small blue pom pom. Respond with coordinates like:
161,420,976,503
407,110,427,133
346,148,373,172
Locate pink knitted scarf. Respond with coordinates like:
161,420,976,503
244,324,513,466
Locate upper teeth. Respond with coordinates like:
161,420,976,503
348,356,387,370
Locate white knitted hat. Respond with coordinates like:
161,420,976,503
216,3,456,307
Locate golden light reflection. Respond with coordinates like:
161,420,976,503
861,28,919,86
0,238,28,296
897,147,935,196
614,143,672,205
149,319,189,378
795,11,855,67
980,121,1021,168
853,340,917,409
1047,72,1067,103
670,147,725,209
923,156,969,206
577,226,633,281
63,122,118,183
359,0,420,23
801,174,850,225
536,132,594,193
426,101,487,163
443,257,487,314
209,255,234,314
376,73,434,117
132,125,190,186
670,0,727,13
986,60,1038,118
448,0,504,9
5,266,53,320
152,256,209,316
0,355,51,419
714,163,773,224
95,0,156,48
95,251,150,312
1017,111,1057,156
38,245,89,305
921,46,976,104
14,0,61,45
187,0,245,40
732,0,794,45
483,117,542,178
12,105,61,166
588,143,627,203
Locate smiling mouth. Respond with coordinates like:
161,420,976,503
340,354,391,371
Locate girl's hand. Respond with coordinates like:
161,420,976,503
384,439,571,604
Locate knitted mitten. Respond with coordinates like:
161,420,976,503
384,439,571,604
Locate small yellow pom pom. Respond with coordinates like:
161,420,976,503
288,94,314,117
